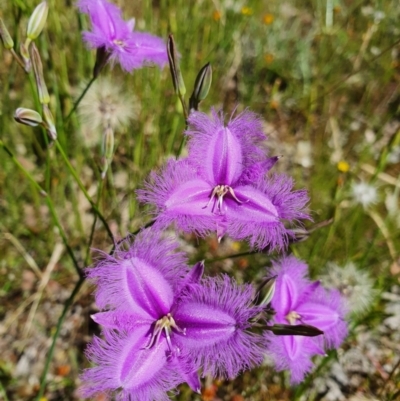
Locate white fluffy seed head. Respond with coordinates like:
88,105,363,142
78,77,139,147
319,261,377,316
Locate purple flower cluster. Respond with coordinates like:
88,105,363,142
77,0,168,72
138,109,310,250
266,256,348,384
75,28,348,393
81,230,264,400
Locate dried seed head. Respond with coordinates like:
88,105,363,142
78,77,138,147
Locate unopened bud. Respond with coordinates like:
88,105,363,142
14,107,43,126
30,43,50,104
167,34,186,97
289,228,310,244
102,126,114,160
0,18,14,49
189,62,212,111
27,1,48,41
259,276,276,306
268,324,323,337
101,126,114,178
43,104,57,140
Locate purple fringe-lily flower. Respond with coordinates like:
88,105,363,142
138,109,310,250
265,256,348,384
80,230,264,400
77,0,168,72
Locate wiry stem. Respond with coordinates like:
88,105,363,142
36,276,85,400
65,75,96,122
84,178,104,265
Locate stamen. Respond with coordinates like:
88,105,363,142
113,39,125,47
286,311,301,325
203,185,247,213
144,313,186,351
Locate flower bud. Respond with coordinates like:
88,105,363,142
102,126,114,160
167,34,186,97
101,126,114,178
30,43,50,104
189,62,212,111
14,107,43,126
43,104,57,140
27,1,49,41
268,324,324,337
258,276,276,306
0,18,14,50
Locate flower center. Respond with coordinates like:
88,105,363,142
285,311,301,325
145,313,186,351
203,184,245,214
113,39,125,47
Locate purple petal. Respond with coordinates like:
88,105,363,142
164,179,213,215
176,261,205,295
119,327,168,386
269,257,318,317
186,110,267,179
78,0,127,41
204,127,243,185
92,311,152,330
173,276,265,379
86,229,188,314
174,302,236,347
265,332,323,384
123,257,174,319
129,32,168,68
274,273,300,318
297,302,341,330
304,286,348,348
81,328,183,401
223,185,289,250
226,185,279,222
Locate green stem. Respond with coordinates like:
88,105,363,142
84,178,104,265
0,380,10,401
205,250,257,264
65,76,96,122
0,140,82,278
54,140,114,242
36,276,85,400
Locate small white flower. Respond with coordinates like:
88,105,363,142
294,140,313,168
351,181,378,209
387,145,400,164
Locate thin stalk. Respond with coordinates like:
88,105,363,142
205,250,257,264
65,76,96,122
0,140,82,278
10,48,26,70
0,380,9,401
36,276,85,400
84,178,104,265
27,70,51,193
378,357,400,397
54,140,114,242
